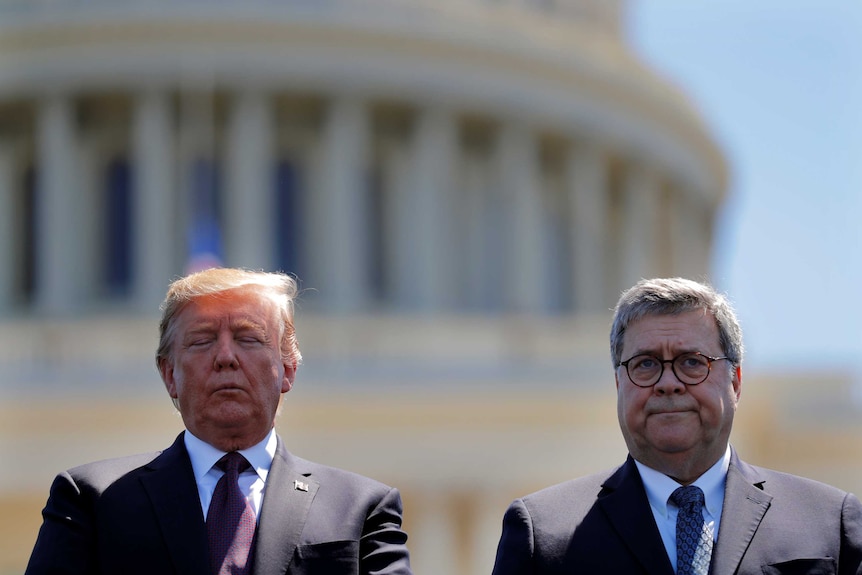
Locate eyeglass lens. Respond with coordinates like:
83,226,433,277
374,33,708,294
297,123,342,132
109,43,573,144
625,353,712,386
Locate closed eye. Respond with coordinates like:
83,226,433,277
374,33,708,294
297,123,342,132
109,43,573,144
236,331,268,345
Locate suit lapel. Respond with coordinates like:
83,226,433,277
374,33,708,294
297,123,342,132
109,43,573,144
599,457,675,575
140,433,209,575
252,437,319,575
710,451,772,575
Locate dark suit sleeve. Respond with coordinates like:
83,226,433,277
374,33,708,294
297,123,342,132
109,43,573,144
25,471,96,575
840,492,862,575
491,499,534,575
360,486,412,575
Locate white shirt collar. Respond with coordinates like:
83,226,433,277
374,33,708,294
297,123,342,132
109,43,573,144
634,444,730,520
184,428,278,484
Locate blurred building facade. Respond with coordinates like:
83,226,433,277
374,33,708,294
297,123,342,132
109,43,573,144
1,1,860,574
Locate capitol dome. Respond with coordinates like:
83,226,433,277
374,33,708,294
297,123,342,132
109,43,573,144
0,2,728,573
0,0,725,316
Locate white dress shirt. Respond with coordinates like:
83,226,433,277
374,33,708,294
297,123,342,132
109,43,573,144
634,445,730,572
184,428,278,522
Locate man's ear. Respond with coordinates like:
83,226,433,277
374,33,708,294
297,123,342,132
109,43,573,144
282,359,297,394
732,365,742,401
159,358,178,398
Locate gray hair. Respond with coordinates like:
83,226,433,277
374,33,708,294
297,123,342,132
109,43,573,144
155,267,302,367
609,277,743,367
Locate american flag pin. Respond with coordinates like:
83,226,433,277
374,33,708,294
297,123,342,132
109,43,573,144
294,480,309,492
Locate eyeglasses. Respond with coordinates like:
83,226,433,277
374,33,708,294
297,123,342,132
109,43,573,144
617,352,731,388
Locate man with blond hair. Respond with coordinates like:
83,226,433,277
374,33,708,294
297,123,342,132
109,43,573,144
27,268,412,575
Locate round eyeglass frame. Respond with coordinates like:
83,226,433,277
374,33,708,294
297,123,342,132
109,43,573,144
617,352,731,388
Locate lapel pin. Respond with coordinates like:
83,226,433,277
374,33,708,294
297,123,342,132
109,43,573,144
294,480,309,492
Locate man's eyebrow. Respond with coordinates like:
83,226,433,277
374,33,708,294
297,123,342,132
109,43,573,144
184,320,218,333
628,346,701,358
231,318,268,332
625,347,657,357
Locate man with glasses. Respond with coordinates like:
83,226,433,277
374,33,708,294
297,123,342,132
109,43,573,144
492,277,862,574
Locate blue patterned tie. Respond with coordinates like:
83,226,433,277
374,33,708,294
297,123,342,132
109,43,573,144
670,485,713,575
207,452,256,575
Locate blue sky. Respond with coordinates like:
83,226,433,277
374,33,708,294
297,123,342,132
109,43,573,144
628,2,862,374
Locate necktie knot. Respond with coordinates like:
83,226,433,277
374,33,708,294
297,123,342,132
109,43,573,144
216,452,251,475
670,485,705,510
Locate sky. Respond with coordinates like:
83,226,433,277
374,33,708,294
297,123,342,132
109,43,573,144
628,1,862,375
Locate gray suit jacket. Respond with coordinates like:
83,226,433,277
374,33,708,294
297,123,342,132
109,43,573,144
492,449,862,575
25,433,412,575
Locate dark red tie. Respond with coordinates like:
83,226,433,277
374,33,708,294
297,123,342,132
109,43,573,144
207,452,256,575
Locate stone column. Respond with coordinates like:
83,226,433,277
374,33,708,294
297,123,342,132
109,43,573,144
566,143,608,314
310,96,370,312
35,94,79,314
497,122,544,313
75,137,101,298
225,90,274,271
620,162,660,289
393,106,457,310
132,90,176,312
687,191,715,279
0,145,14,311
666,184,692,278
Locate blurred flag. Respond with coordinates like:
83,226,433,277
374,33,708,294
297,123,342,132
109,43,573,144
185,158,223,274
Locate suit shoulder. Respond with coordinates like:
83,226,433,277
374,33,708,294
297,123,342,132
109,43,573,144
499,466,622,553
514,466,619,517
287,453,396,495
65,451,162,491
746,462,853,500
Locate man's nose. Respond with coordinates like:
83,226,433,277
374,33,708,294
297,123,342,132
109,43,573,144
213,338,239,370
653,363,685,395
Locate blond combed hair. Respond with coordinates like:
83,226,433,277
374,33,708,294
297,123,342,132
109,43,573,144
155,268,302,367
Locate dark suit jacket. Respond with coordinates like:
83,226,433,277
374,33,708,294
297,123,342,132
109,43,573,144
492,449,862,575
25,433,412,575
